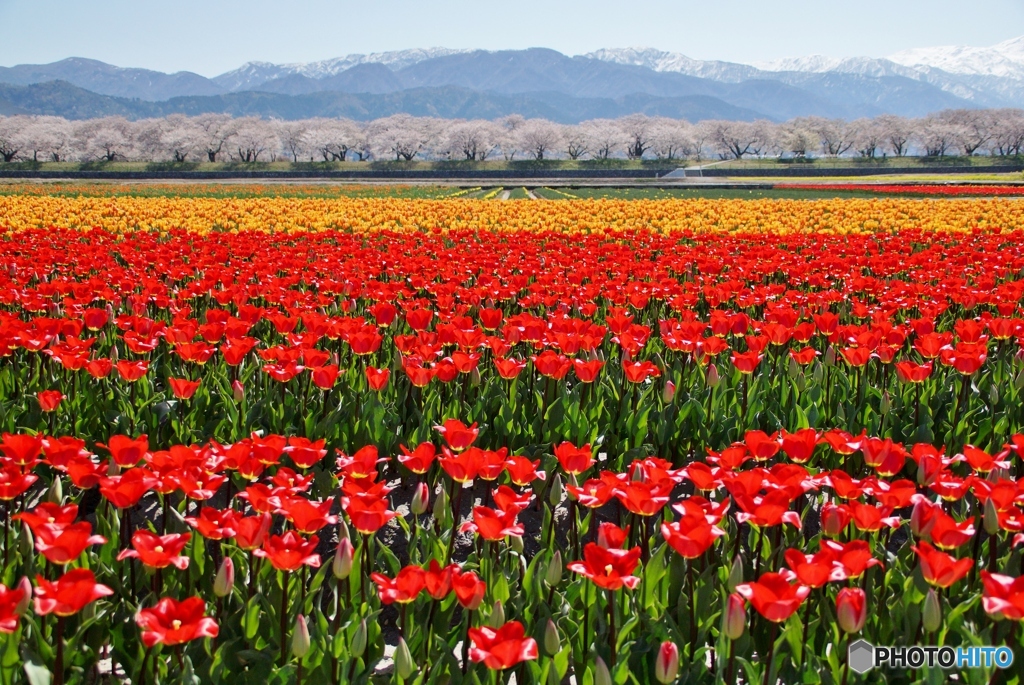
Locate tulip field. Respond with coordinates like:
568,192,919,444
2,189,1024,684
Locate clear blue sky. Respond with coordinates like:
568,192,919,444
1,0,1022,76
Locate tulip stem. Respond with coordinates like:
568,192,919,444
54,616,65,685
761,620,778,685
841,635,850,685
607,589,617,669
725,639,736,685
447,481,463,564
461,609,473,675
279,570,290,667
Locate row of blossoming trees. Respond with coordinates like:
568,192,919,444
0,216,1023,683
0,108,1023,164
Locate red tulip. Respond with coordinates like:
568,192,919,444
33,568,113,616
0,583,25,633
278,495,337,534
434,419,479,451
371,566,426,604
253,531,321,572
661,514,725,559
184,507,240,540
34,522,107,565
493,357,527,379
836,587,867,633
99,468,157,508
0,433,44,465
461,506,524,541
735,572,810,623
135,596,219,647
820,502,852,537
309,364,340,389
117,531,191,570
233,513,272,551
553,442,594,475
397,442,436,475
981,571,1024,621
468,620,539,670
37,390,64,412
783,548,838,588
655,641,680,684
285,436,327,469
567,542,642,591
820,539,883,580
622,359,660,383
99,434,149,468
167,377,201,400
730,350,763,374
911,541,973,588
365,366,390,390
343,494,396,535
422,560,454,600
452,567,487,610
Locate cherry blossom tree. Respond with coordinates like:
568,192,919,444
517,119,561,161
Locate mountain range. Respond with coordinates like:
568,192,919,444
0,37,1021,123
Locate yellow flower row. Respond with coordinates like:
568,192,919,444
0,195,1021,235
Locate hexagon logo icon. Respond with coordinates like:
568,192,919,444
848,639,875,674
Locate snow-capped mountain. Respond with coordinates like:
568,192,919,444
888,35,1024,80
582,48,759,83
589,37,1024,107
213,48,470,91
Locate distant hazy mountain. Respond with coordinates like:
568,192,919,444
0,58,224,100
1,38,1022,122
0,80,765,122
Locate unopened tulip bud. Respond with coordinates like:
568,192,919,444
333,538,354,580
19,524,33,558
232,379,245,402
655,641,680,684
545,551,563,588
821,502,850,538
14,577,31,616
836,587,867,634
291,614,310,658
487,600,505,628
351,619,367,658
812,361,824,384
824,345,836,367
910,498,937,539
470,367,481,387
985,498,1000,536
337,517,350,542
662,380,676,403
880,391,891,415
433,483,450,525
923,589,942,632
510,533,524,554
395,637,414,679
47,477,63,505
411,482,430,516
724,593,746,640
544,619,560,656
549,473,563,506
594,656,612,685
707,363,720,388
213,557,234,598
787,356,800,380
727,555,744,593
